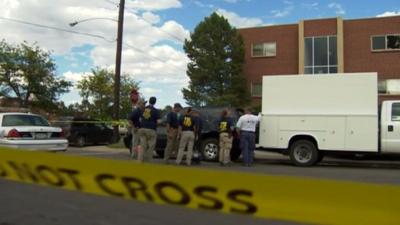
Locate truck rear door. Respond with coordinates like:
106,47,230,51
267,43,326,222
381,102,400,153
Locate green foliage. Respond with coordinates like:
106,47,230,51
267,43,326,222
0,40,72,109
76,68,140,120
183,12,250,107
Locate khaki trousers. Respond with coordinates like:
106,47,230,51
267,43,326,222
176,131,195,165
130,127,138,158
164,128,178,161
219,133,232,164
137,128,157,162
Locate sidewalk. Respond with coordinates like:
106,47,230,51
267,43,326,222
69,145,128,153
254,150,400,168
70,145,400,168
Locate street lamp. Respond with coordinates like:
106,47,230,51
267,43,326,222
69,0,125,141
69,17,118,27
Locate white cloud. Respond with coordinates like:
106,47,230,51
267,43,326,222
270,3,294,18
142,87,162,95
62,71,90,85
216,9,263,28
193,1,215,9
302,2,319,10
223,0,252,3
126,0,182,11
0,0,20,18
141,11,160,24
0,0,190,107
328,3,346,15
159,20,189,43
376,11,400,17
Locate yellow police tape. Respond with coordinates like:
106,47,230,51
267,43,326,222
0,147,399,225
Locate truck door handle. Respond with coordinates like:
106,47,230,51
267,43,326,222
388,125,394,132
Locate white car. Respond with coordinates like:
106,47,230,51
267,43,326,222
0,112,68,151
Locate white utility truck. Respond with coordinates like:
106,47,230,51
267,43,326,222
258,72,400,166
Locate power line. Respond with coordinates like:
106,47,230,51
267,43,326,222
128,10,186,43
0,16,115,43
105,0,186,43
0,16,186,70
123,42,167,63
104,0,118,7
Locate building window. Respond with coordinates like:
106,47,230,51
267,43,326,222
371,35,400,51
378,80,387,94
304,36,337,74
252,42,276,57
379,79,400,95
251,83,262,97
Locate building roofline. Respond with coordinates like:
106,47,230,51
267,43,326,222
238,15,400,31
345,14,400,22
238,23,296,31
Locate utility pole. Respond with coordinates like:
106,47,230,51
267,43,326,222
113,0,125,139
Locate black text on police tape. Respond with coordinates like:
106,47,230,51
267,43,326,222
96,173,257,214
0,161,257,214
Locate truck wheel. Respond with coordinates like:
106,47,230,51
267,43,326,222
289,140,319,166
200,138,219,161
75,136,86,147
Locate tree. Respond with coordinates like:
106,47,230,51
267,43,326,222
77,68,140,120
0,40,72,109
183,12,249,107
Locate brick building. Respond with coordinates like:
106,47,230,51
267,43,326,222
238,16,400,104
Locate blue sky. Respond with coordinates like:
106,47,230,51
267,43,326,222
1,0,400,109
159,0,400,27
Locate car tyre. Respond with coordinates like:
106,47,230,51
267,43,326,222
289,140,319,167
200,138,219,161
76,135,86,147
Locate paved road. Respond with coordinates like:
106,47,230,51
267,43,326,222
0,179,297,225
1,145,399,225
65,145,400,185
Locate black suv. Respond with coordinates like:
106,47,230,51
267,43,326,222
54,117,115,147
155,107,242,161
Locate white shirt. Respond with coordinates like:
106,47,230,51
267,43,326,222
236,113,261,132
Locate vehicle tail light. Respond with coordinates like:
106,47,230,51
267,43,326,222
7,129,21,138
60,129,65,138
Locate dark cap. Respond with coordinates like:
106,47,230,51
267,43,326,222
174,103,182,109
149,96,157,105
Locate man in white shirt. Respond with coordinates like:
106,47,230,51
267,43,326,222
236,107,261,166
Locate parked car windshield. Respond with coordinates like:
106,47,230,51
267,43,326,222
2,115,50,127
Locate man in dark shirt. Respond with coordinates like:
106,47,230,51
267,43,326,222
137,96,160,162
218,109,234,166
127,101,145,159
176,108,197,166
164,103,182,163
